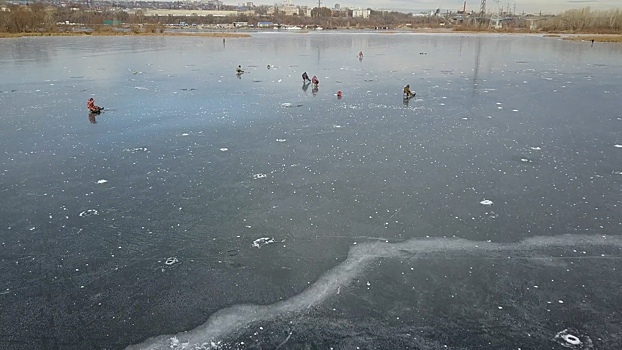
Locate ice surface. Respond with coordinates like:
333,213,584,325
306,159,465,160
127,234,621,349
1,33,621,350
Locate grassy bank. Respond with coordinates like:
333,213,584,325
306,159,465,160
562,35,622,42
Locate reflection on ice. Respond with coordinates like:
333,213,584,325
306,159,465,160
127,234,621,350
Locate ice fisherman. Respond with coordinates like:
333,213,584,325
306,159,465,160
403,84,415,99
358,51,364,59
312,75,319,88
236,65,244,74
302,72,311,83
87,98,103,113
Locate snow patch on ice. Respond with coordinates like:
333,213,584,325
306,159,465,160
554,328,593,349
97,179,108,184
79,209,99,217
123,147,148,153
252,237,275,248
479,199,493,206
252,173,267,180
165,257,179,266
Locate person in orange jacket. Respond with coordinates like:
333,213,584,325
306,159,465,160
87,98,103,113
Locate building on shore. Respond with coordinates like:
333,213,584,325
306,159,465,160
140,9,255,17
352,8,370,18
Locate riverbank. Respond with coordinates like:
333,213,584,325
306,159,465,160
562,34,622,42
0,29,620,43
0,31,251,39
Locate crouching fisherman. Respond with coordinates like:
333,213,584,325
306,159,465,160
403,84,415,99
87,98,103,113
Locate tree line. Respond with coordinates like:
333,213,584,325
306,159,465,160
538,8,622,33
0,4,620,34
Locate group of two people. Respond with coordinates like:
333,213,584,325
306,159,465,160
302,72,319,88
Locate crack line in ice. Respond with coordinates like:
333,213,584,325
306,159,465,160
126,234,620,350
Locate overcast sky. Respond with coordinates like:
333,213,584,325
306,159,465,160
285,0,621,14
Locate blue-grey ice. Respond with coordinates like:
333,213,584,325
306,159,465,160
127,234,620,350
2,32,621,350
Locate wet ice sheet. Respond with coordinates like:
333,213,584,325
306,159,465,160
1,33,621,349
128,234,621,349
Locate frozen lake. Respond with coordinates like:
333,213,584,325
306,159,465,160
1,32,622,349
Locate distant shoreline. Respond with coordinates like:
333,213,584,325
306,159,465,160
0,30,620,43
0,32,251,39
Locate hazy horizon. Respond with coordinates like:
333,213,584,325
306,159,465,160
295,0,621,14
6,0,614,15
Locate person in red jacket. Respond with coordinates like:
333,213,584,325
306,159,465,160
311,75,319,88
87,98,103,113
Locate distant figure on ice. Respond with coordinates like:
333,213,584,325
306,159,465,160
358,51,364,60
87,98,103,113
236,65,244,74
302,72,311,83
403,84,415,99
312,75,319,88
591,39,594,47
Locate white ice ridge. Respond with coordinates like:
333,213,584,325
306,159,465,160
125,234,621,350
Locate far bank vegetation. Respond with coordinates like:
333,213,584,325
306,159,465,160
538,8,622,33
0,4,620,37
